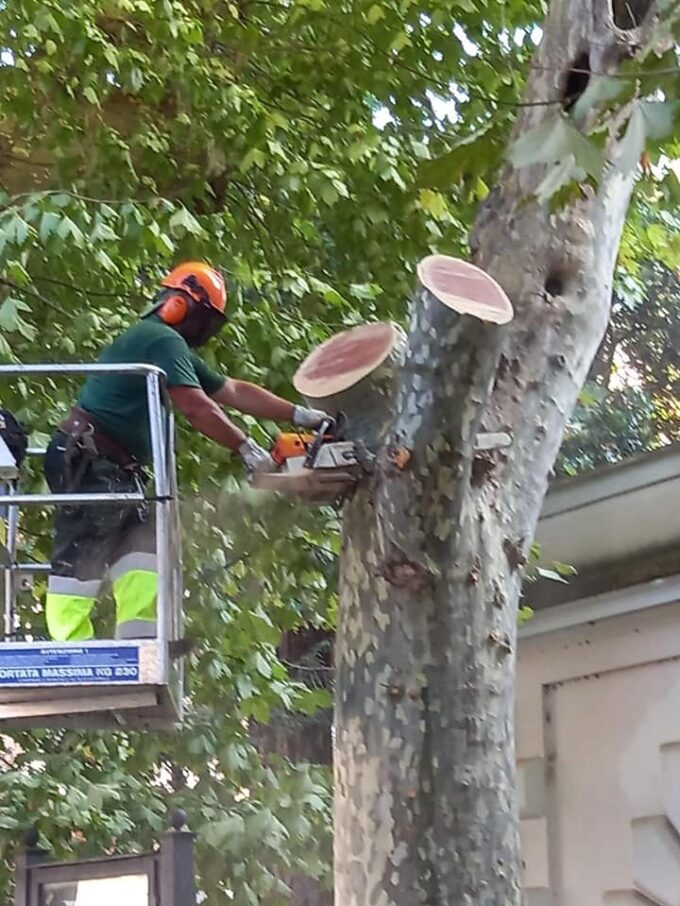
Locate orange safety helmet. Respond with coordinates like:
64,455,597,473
160,261,226,320
154,262,227,346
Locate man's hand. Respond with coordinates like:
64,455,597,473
292,405,333,430
239,438,276,474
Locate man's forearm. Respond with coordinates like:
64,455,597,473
218,379,295,421
184,397,247,451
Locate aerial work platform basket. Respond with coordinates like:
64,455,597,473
0,363,184,731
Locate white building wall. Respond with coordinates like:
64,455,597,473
517,590,680,905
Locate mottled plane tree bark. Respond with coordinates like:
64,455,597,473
332,0,660,902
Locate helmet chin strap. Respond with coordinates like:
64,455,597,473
140,297,164,319
141,289,180,320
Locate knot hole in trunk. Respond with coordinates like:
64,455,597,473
562,51,590,112
613,0,654,29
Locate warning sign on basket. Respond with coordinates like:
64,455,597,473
0,646,140,685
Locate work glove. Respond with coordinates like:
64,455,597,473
238,438,276,474
292,405,333,430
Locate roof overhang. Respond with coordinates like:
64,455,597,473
532,444,680,606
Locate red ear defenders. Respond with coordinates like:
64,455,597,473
157,292,190,326
153,288,226,347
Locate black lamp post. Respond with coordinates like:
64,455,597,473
14,810,196,906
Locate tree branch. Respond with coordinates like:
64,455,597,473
31,275,144,301
0,279,69,317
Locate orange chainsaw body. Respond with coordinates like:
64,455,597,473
271,432,316,466
254,415,362,504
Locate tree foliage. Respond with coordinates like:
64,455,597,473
0,0,678,901
558,201,680,475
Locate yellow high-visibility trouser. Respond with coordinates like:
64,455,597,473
46,552,157,641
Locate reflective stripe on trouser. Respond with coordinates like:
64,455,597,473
45,576,102,641
110,552,157,639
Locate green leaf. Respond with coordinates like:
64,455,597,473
333,178,349,199
0,298,36,339
349,282,380,300
0,815,21,830
0,334,14,360
295,687,332,715
254,652,272,678
553,561,577,577
39,211,61,243
236,674,254,699
536,567,568,584
640,100,678,140
239,147,265,173
367,4,386,24
91,221,119,243
3,215,30,245
129,67,144,93
5,260,29,286
95,249,117,271
168,207,203,236
319,182,339,205
507,115,602,179
416,124,505,189
536,156,581,204
103,45,119,68
518,606,534,626
417,188,448,219
571,75,625,121
202,814,246,850
390,30,411,53
57,216,84,245
578,385,599,407
83,86,99,105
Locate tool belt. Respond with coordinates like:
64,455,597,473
59,407,139,472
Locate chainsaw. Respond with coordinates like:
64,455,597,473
250,414,364,504
250,413,512,505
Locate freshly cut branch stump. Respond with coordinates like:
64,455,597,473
417,254,514,324
294,321,408,451
259,259,511,503
293,259,512,455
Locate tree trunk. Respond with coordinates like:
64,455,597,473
333,0,657,903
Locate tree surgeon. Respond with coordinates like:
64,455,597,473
44,261,329,642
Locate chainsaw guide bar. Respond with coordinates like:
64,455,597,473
251,414,364,504
250,417,511,505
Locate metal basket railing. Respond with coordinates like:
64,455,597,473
0,363,183,654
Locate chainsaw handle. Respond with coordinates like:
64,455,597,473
303,417,335,469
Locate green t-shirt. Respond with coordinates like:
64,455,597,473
78,317,225,463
